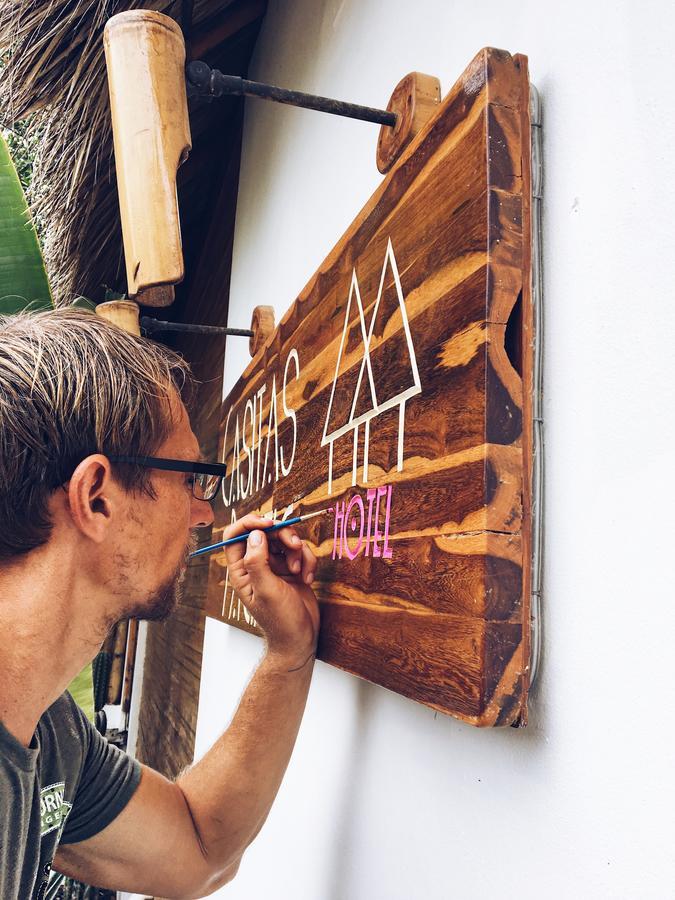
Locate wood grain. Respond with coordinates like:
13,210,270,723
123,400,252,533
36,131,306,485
206,48,532,726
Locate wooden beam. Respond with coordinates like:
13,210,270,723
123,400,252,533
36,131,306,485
189,0,267,59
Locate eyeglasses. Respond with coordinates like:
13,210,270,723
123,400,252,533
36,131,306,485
108,455,227,502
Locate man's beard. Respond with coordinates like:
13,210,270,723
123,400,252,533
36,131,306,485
138,565,184,621
118,536,196,623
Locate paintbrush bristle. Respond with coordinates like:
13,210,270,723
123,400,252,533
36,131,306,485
300,508,332,520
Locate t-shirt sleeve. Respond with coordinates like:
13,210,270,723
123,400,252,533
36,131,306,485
59,698,142,845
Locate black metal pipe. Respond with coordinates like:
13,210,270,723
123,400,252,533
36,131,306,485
186,61,397,128
141,317,253,338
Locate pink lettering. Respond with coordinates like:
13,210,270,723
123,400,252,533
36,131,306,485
332,501,345,559
372,485,388,558
364,488,377,556
382,484,393,558
345,494,365,560
331,485,394,563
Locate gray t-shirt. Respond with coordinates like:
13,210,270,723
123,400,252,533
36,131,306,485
0,690,141,900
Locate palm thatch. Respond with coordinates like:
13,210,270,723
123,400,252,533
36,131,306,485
0,0,261,306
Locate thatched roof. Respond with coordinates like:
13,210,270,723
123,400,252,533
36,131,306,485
0,0,266,307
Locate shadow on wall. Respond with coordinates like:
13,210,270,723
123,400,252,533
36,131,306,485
325,648,550,900
325,678,374,900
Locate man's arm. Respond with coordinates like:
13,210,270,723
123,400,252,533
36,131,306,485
55,514,319,898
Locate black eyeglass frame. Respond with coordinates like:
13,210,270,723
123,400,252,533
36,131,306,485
107,455,227,501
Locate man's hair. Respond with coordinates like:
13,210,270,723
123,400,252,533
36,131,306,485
0,309,193,561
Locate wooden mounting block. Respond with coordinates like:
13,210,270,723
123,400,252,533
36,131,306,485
376,71,441,173
207,48,535,727
249,305,276,357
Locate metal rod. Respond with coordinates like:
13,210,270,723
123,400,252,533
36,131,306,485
186,61,397,128
140,317,253,338
528,84,544,691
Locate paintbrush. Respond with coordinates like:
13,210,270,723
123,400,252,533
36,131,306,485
189,508,332,559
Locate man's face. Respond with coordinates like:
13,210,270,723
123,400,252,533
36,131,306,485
111,393,214,624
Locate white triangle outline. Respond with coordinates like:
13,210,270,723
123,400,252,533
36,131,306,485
348,236,421,424
322,268,374,444
321,237,421,492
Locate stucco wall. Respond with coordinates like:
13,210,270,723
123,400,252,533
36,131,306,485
194,1,675,897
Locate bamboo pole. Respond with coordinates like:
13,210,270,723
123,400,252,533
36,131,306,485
103,10,191,307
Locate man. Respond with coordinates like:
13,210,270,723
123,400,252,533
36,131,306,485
0,309,319,898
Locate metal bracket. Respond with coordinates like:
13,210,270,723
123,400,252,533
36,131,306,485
140,316,253,338
186,60,398,128
529,84,544,689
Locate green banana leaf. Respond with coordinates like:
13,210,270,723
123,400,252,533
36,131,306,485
0,131,52,313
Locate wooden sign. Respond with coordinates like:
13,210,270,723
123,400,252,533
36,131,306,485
206,48,534,727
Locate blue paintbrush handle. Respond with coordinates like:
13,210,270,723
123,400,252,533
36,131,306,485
190,516,303,558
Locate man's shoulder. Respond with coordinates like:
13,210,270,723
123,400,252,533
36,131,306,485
38,691,91,754
44,689,88,722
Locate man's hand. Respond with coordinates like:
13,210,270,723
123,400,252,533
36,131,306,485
222,513,319,669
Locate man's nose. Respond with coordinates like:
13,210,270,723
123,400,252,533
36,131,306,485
191,497,215,528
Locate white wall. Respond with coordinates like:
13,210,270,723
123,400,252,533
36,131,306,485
194,1,675,897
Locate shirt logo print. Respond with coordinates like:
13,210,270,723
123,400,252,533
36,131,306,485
39,782,71,837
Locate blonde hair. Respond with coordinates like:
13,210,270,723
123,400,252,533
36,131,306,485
0,309,193,560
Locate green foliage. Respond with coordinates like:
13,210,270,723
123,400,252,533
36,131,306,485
70,295,97,312
103,285,127,301
0,131,52,312
67,662,95,723
2,115,40,194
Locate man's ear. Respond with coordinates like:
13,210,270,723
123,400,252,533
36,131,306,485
65,454,118,543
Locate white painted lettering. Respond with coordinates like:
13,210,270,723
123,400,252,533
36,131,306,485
280,348,299,477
